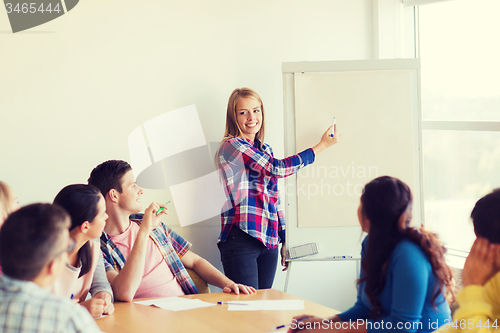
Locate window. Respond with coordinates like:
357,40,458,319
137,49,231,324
418,0,500,252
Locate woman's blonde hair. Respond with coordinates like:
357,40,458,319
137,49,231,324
0,181,12,222
223,87,266,144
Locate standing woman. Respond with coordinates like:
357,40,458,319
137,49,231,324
289,176,453,333
52,184,114,318
216,87,338,289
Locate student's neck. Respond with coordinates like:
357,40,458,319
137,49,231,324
241,134,255,142
32,272,52,289
104,207,134,236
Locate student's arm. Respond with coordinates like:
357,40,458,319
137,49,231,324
221,137,315,179
88,253,114,315
312,124,338,154
452,238,500,333
106,203,167,302
234,125,336,178
276,196,288,271
77,253,114,317
90,252,114,298
180,251,255,294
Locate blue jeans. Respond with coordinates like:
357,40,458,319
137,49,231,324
218,227,278,289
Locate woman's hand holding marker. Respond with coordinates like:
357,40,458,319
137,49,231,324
312,123,339,155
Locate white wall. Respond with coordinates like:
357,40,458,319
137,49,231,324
0,0,378,309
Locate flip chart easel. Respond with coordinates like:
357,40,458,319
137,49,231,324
281,59,422,290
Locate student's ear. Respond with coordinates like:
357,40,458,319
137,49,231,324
108,189,119,203
80,221,90,234
361,217,370,233
45,257,58,278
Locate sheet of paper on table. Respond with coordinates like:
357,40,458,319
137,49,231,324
134,297,216,311
226,299,305,311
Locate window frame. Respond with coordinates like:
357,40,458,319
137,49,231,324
415,1,500,258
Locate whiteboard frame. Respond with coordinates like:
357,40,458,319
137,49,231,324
282,59,423,258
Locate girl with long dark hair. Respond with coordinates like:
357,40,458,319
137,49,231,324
52,184,114,318
289,176,453,333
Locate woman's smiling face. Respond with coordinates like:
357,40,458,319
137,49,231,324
235,97,262,141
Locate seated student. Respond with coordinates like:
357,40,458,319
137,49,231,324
88,160,256,301
0,181,20,226
438,189,500,333
289,176,453,333
0,203,102,333
52,184,115,318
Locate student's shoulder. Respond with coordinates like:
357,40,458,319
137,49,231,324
222,137,248,148
484,271,500,299
392,239,428,264
38,290,98,327
158,221,187,244
158,220,173,234
394,238,424,254
387,241,432,279
33,288,83,315
10,289,96,332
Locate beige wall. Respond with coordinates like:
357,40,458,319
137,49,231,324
0,0,377,309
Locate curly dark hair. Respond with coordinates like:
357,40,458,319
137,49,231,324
358,176,454,319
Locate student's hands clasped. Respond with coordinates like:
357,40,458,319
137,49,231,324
96,291,115,316
462,237,500,287
222,282,256,295
312,125,340,155
80,292,114,319
141,202,168,232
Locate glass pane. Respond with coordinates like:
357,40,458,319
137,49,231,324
419,0,500,121
423,130,500,251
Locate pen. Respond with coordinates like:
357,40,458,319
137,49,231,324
330,117,336,137
155,201,170,216
275,316,310,330
333,255,353,259
217,301,248,305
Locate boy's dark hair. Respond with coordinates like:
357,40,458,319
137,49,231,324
0,203,69,280
471,188,500,244
88,160,132,197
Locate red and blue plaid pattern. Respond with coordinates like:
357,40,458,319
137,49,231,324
217,137,315,249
